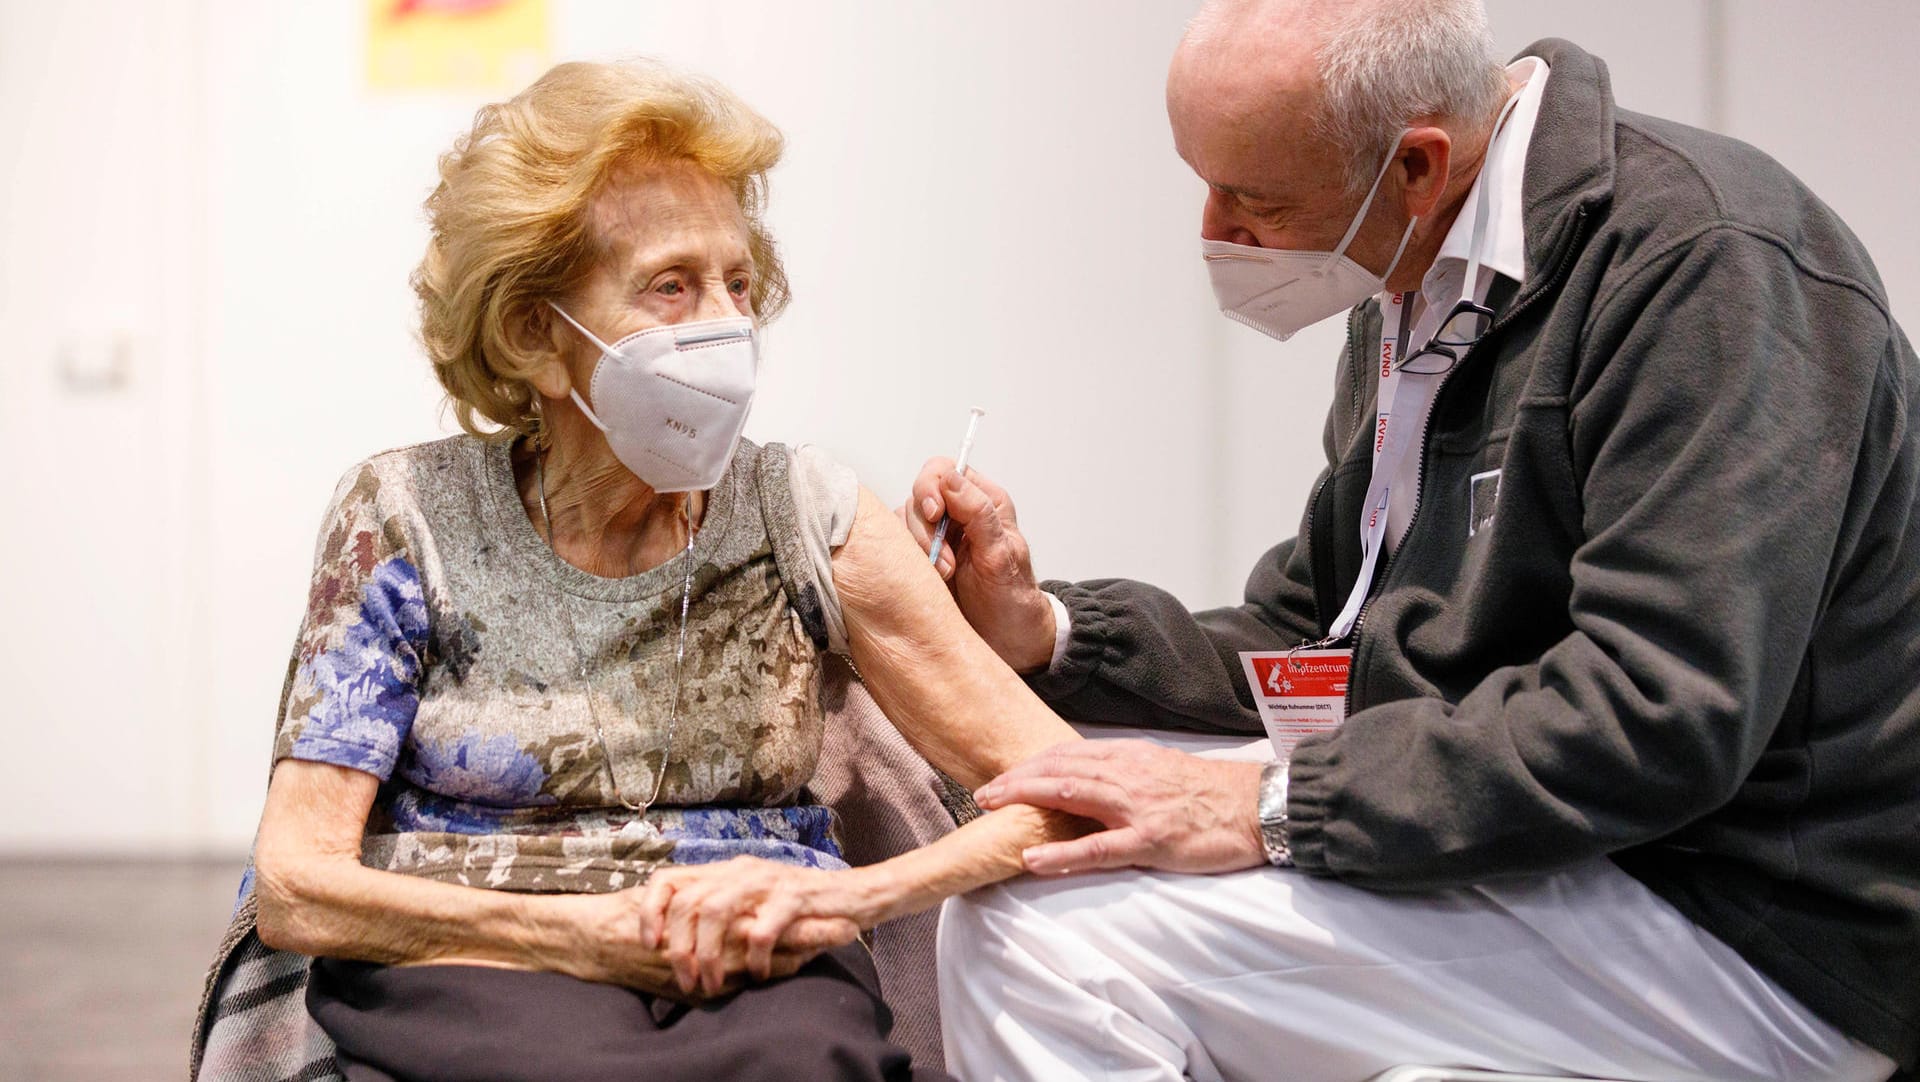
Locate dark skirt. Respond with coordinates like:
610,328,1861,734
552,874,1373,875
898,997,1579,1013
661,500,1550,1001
306,944,954,1082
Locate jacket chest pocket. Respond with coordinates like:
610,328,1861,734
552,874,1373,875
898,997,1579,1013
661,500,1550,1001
1429,436,1511,560
1432,337,1530,457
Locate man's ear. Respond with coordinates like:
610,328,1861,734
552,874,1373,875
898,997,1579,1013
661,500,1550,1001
507,303,574,400
1394,125,1454,220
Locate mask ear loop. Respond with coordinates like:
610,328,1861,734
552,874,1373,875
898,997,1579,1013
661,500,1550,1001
1375,214,1419,286
1320,130,1418,274
546,302,615,433
1359,85,1529,293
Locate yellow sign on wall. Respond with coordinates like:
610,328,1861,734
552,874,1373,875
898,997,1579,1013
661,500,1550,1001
365,0,549,93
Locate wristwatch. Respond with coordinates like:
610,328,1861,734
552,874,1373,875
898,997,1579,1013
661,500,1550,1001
1257,759,1295,867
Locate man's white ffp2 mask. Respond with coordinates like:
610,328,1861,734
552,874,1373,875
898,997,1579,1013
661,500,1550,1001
1201,135,1419,342
547,303,758,493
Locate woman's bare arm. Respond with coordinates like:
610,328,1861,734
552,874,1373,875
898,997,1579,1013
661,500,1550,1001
830,485,1091,911
834,486,1082,789
637,486,1096,997
254,758,852,993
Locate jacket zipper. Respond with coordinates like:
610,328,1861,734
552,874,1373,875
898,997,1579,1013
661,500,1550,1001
1341,206,1593,718
1302,469,1333,628
1344,305,1366,433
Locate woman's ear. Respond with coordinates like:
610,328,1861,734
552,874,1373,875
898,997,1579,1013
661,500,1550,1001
508,303,575,400
1394,125,1454,221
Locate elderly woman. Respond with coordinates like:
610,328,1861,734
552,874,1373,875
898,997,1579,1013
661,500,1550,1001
244,60,1087,1081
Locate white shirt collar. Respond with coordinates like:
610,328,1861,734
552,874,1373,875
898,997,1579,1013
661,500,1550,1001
1424,56,1550,294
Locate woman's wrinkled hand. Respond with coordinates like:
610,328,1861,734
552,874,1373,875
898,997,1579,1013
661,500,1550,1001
637,857,877,998
555,885,848,1003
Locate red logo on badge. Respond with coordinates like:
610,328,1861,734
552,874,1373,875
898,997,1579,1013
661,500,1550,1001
1249,655,1349,698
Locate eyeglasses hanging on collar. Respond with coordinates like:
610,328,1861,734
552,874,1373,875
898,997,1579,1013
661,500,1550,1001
1395,298,1496,376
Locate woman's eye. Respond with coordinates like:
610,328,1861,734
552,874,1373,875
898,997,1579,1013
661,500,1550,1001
728,277,749,296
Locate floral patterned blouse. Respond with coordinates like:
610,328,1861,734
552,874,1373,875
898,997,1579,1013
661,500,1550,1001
255,434,858,897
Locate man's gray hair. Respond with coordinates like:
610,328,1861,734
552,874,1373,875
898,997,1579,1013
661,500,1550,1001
1313,0,1509,195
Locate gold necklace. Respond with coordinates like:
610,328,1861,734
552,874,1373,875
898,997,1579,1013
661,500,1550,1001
537,451,696,822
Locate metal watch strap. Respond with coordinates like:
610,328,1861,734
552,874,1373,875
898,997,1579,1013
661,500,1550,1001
1257,758,1294,867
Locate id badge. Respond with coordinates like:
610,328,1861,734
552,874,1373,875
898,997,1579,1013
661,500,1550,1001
1239,649,1351,757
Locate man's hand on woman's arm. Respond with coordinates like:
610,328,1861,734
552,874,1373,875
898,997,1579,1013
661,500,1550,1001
252,759,856,999
973,739,1268,875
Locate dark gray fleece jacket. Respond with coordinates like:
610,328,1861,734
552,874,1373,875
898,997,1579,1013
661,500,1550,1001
1029,39,1919,1069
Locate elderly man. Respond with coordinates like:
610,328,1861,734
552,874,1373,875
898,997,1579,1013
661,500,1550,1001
909,1,1918,1080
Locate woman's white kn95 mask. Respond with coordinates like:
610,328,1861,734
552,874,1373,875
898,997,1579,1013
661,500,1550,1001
547,303,759,493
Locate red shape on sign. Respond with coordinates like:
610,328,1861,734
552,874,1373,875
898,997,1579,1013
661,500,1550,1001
1251,654,1349,698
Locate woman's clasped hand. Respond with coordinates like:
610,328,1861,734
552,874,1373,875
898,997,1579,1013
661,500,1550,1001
635,857,876,997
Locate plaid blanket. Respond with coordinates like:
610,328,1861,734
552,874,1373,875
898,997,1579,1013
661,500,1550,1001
192,899,342,1082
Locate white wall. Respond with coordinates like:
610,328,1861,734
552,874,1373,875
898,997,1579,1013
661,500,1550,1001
3,0,1916,854
1717,0,1918,333
0,2,211,851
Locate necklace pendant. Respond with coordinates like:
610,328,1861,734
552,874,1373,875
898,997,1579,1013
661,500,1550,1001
616,814,662,844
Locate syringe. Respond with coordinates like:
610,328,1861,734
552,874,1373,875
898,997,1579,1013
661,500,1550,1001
928,407,987,566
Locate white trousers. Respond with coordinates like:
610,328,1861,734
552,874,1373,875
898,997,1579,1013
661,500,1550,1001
936,859,1895,1082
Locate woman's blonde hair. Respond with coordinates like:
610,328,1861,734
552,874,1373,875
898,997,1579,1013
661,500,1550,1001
414,60,789,441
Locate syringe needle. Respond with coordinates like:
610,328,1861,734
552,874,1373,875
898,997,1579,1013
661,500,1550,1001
928,407,987,566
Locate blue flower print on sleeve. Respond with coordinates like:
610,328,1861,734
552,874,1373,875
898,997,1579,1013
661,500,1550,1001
662,806,847,869
667,837,848,870
288,556,430,779
406,732,555,807
383,789,520,835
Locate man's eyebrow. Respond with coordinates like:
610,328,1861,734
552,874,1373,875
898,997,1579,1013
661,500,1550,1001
1212,182,1289,205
